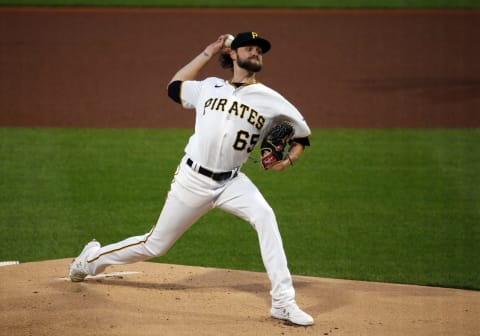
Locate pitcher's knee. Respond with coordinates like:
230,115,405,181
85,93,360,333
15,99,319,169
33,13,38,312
143,240,168,257
142,232,178,257
250,205,276,228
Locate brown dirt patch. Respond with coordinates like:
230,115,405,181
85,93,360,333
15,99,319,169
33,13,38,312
1,8,480,128
0,259,478,336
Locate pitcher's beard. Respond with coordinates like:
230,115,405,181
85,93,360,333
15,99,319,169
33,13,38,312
237,57,262,73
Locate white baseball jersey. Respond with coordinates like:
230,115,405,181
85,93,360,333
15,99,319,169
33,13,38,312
180,77,311,171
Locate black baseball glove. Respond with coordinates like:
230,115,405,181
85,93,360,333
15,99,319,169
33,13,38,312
260,122,294,169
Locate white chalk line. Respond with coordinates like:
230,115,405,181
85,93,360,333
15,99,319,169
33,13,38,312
57,271,143,281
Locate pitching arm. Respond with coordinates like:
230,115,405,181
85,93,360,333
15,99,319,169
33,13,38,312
167,35,229,85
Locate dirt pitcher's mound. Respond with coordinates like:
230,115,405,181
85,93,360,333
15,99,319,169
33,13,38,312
0,259,478,336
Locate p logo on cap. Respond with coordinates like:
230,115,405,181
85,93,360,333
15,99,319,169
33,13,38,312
231,32,271,53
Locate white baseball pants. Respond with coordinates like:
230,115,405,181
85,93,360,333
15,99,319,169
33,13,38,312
87,155,296,308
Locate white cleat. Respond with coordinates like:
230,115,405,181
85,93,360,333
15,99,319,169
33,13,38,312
69,239,100,282
270,303,314,326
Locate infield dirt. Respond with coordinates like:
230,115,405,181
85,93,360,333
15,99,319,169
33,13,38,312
1,259,479,336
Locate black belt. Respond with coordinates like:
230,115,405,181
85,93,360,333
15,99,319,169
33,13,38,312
186,158,238,182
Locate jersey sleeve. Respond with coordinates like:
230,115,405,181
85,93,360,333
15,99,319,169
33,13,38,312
179,80,203,109
288,108,311,139
255,84,311,140
277,99,311,140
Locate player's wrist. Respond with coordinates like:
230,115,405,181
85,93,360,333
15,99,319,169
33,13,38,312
202,50,212,59
272,160,289,171
203,45,220,58
203,50,211,57
287,153,298,167
287,154,294,166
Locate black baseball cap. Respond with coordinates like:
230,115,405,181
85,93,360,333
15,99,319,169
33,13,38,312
231,32,271,53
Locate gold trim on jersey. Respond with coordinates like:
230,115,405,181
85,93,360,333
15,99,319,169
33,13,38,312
87,226,156,263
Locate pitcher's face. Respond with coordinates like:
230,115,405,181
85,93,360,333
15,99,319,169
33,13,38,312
235,46,263,72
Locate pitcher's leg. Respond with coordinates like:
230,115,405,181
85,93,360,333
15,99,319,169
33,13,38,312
88,180,212,275
215,174,295,308
251,201,296,308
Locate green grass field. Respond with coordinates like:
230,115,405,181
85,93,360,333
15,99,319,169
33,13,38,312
2,0,478,292
1,0,480,8
1,128,478,290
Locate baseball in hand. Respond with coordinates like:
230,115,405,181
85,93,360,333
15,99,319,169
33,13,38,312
224,34,234,48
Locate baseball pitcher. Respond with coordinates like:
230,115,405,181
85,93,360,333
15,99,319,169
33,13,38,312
69,32,313,326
